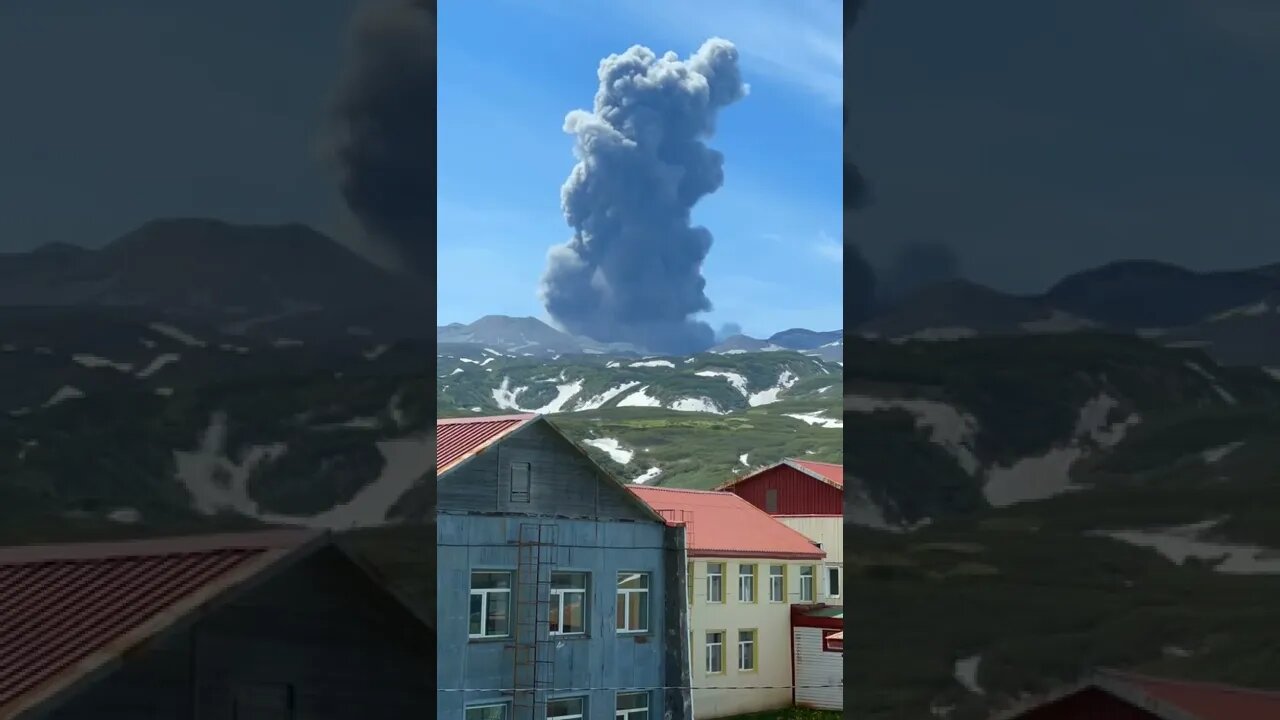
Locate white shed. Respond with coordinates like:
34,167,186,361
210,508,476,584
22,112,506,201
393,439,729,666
791,606,842,711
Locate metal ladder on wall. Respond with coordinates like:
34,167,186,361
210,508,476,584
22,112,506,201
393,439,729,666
511,522,557,720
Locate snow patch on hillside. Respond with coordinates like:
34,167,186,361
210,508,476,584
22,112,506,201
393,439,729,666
695,370,750,396
576,382,641,411
984,394,1141,507
1094,518,1280,574
748,370,798,407
136,353,180,379
630,359,675,368
44,386,85,408
1209,301,1271,321
531,380,583,414
492,377,530,410
1202,441,1244,464
739,453,750,466
364,344,390,360
894,327,977,343
954,655,984,695
670,397,724,414
173,413,288,516
149,323,205,347
618,386,663,408
73,354,133,372
632,467,662,484
846,395,980,475
785,411,843,429
585,437,633,465
1185,361,1238,405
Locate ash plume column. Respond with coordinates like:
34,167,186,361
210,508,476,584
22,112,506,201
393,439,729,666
323,0,436,278
539,39,748,355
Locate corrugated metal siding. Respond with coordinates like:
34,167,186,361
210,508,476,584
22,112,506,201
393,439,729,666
0,548,261,712
792,627,842,711
731,466,843,515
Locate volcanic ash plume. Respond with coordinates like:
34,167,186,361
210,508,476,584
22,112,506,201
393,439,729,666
324,0,435,279
539,39,748,355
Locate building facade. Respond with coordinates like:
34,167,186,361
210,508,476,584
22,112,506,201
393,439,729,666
0,530,436,720
791,605,843,712
630,486,827,720
718,459,844,604
437,414,691,720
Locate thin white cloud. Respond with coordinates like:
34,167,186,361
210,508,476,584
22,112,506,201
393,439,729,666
508,0,842,106
814,230,843,262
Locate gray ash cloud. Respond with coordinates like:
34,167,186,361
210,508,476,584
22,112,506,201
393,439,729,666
878,241,963,305
539,39,747,355
323,0,435,279
846,0,876,325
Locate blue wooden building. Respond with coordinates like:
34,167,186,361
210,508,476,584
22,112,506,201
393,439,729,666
436,414,692,720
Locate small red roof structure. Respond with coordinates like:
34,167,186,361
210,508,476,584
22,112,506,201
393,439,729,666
993,669,1280,720
436,413,536,474
629,486,825,560
716,458,844,492
0,530,327,718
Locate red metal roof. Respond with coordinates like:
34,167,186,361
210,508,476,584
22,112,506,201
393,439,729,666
716,457,844,492
1108,670,1280,720
786,459,843,488
0,530,317,718
436,414,536,475
629,486,825,560
995,670,1280,720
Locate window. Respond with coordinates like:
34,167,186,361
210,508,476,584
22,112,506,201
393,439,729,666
509,462,531,502
768,565,785,602
615,692,649,720
737,564,757,603
799,566,815,602
706,563,724,603
687,562,694,606
826,565,842,599
765,488,779,513
705,631,725,674
738,630,758,672
465,704,508,720
550,572,588,635
616,572,650,633
232,683,293,720
469,571,512,638
547,697,585,720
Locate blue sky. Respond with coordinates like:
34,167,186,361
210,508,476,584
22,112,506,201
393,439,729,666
437,0,843,337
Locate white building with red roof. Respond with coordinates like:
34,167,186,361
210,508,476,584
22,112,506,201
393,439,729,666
630,486,828,719
716,458,845,604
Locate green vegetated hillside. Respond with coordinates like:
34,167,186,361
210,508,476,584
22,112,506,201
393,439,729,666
0,339,841,543
829,334,1280,719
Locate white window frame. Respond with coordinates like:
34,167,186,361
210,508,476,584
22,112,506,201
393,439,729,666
737,563,756,603
826,564,842,599
799,565,815,602
616,572,650,634
768,565,785,603
464,702,509,720
469,571,512,639
737,629,757,671
705,631,725,674
706,563,724,604
547,696,586,720
550,572,588,636
615,692,649,720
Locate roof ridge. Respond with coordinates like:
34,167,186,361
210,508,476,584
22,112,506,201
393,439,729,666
787,457,842,467
0,529,319,565
436,413,537,425
1100,668,1280,697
